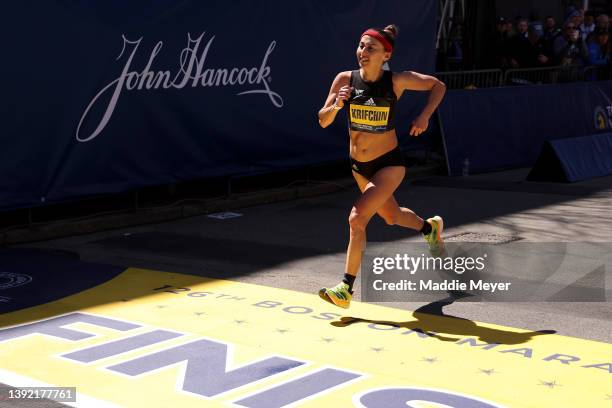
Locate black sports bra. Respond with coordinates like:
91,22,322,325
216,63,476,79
347,70,397,133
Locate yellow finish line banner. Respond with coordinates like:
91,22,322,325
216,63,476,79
0,268,610,407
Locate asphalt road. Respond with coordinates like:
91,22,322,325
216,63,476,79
13,168,612,344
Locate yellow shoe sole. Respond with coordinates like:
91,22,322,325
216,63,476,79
318,288,351,309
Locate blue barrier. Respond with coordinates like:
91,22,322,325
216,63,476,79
1,1,436,211
527,133,612,182
438,81,612,176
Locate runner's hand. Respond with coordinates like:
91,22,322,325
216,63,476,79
410,114,429,137
335,86,353,108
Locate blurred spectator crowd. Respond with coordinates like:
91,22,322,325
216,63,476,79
495,6,611,69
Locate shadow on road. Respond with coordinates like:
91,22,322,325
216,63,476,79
331,292,556,345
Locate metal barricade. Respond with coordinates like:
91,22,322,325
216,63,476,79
435,69,503,89
437,66,609,90
503,65,583,86
583,65,612,81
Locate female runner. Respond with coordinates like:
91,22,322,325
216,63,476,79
318,24,446,308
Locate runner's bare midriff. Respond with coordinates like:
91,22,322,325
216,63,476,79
349,128,398,162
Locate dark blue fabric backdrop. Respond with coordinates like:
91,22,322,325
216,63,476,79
438,81,612,176
549,133,612,182
1,1,437,210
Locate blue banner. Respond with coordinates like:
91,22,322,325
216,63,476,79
547,133,612,182
438,81,612,176
1,1,436,211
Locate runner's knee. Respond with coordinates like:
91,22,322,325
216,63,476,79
348,208,368,233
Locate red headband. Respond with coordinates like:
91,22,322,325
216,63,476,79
361,29,393,52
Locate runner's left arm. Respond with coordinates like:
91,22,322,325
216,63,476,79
395,71,446,137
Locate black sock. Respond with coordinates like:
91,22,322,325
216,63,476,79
420,220,432,235
342,273,356,293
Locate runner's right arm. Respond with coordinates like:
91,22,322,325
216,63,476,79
318,71,351,128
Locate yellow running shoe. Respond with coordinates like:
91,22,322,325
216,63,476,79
318,282,352,309
424,215,445,257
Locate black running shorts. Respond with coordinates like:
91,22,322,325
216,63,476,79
350,146,405,180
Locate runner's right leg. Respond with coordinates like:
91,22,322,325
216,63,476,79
320,166,405,308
